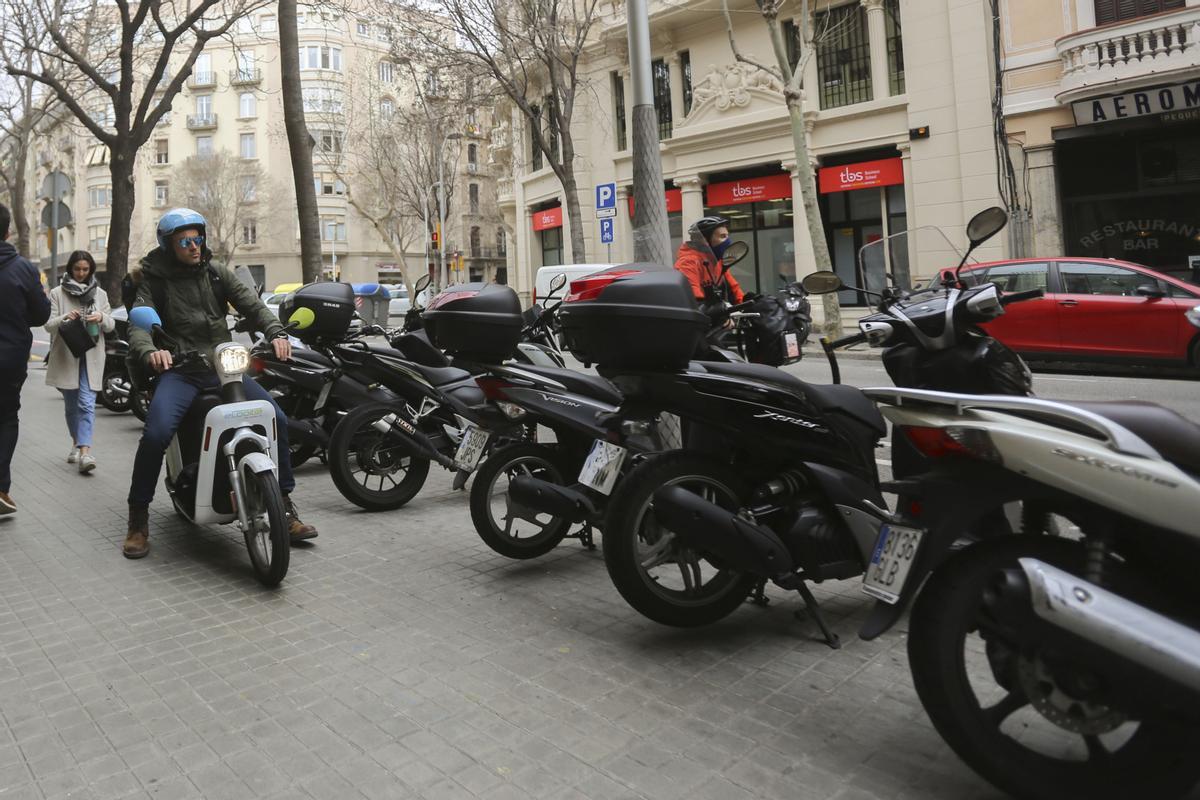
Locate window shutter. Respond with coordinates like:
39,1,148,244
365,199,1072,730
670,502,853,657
1094,0,1116,24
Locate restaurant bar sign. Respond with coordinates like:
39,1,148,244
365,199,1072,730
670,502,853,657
1074,81,1200,126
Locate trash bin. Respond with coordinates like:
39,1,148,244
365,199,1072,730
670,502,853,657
352,283,390,327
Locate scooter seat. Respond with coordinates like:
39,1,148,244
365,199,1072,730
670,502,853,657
515,365,623,406
1069,401,1200,476
698,361,886,436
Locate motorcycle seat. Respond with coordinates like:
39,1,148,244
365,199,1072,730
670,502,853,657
392,331,453,368
410,362,475,388
1069,401,1200,476
515,365,623,406
698,361,886,436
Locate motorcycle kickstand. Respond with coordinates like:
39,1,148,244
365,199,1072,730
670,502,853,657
578,524,595,551
794,581,841,649
747,579,770,607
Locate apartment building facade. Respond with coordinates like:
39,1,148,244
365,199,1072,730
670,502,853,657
1001,0,1200,282
492,0,1012,315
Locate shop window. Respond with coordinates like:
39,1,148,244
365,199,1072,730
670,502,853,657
1094,0,1183,25
611,72,627,151
541,227,563,266
815,3,872,109
704,199,794,294
652,59,672,140
680,51,693,115
885,0,904,96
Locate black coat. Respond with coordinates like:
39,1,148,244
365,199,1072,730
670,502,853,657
0,240,52,370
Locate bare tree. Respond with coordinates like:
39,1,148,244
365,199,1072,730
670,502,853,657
0,57,60,257
278,0,322,285
171,149,270,266
721,0,849,332
0,0,271,298
390,0,601,264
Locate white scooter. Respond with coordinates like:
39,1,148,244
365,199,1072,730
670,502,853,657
850,303,1200,800
129,307,289,586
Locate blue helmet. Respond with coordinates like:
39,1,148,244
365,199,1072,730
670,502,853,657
156,207,207,252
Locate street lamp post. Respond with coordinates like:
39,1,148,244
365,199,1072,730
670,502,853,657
436,132,462,292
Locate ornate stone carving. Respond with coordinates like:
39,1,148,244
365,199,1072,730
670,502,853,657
688,62,784,116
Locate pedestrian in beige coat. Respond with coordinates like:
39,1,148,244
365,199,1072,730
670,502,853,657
45,251,115,473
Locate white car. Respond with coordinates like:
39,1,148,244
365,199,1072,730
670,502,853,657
534,264,619,308
382,284,411,321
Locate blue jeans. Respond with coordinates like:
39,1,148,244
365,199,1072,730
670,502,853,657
127,371,294,507
0,365,26,494
59,360,96,448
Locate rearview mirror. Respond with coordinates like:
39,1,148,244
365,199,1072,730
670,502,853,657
549,272,567,293
801,270,843,295
414,274,432,294
966,206,1008,248
722,240,749,267
1135,283,1165,299
129,306,162,332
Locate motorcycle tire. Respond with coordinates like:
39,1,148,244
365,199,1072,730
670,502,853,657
602,452,757,627
241,469,290,587
469,443,571,560
131,389,151,422
907,535,1200,800
328,404,431,511
99,369,130,413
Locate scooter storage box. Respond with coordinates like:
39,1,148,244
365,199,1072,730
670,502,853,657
279,282,356,342
558,270,708,370
422,283,523,361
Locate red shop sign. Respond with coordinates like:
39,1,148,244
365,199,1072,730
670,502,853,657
627,188,683,216
705,174,792,207
818,157,904,194
531,206,563,231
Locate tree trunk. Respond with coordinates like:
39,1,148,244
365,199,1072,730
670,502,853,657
785,99,840,334
102,147,137,303
11,135,31,258
279,0,322,284
558,134,586,263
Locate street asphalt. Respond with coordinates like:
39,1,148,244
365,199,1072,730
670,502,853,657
0,350,1195,800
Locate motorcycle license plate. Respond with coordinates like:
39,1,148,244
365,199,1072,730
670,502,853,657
453,425,490,471
862,524,925,604
577,440,627,496
785,332,800,359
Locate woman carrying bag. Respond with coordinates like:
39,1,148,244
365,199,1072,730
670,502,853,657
45,251,114,474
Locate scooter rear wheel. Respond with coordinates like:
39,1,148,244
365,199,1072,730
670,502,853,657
100,369,131,413
242,470,290,587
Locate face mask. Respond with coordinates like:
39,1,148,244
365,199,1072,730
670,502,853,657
711,239,733,260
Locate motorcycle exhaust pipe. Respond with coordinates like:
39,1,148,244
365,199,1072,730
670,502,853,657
509,476,597,523
1021,558,1200,694
371,412,457,470
652,486,795,577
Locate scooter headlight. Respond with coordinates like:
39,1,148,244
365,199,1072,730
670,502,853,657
215,343,250,383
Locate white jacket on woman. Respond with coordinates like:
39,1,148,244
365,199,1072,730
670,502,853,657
44,285,115,391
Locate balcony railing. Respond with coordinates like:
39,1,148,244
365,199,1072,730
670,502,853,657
155,113,172,127
186,114,218,130
229,68,263,86
188,71,217,89
1058,7,1200,102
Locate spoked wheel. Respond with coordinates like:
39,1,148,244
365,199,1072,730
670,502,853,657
908,535,1200,800
241,469,290,587
100,370,131,413
328,404,431,511
131,388,151,422
603,452,756,627
469,443,570,559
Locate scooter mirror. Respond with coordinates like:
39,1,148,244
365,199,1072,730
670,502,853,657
549,272,568,294
966,206,1008,247
414,274,432,294
288,307,316,331
723,241,749,267
801,270,844,295
129,306,163,332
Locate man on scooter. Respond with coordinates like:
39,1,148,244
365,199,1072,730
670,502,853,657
123,208,317,559
673,216,746,318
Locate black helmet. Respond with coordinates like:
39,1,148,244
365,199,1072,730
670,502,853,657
692,215,729,241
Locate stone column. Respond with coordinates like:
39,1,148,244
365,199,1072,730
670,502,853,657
675,175,704,226
862,0,889,100
1026,145,1065,257
667,53,684,135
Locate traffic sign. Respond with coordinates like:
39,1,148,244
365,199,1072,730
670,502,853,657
40,200,72,229
600,218,614,244
595,182,616,210
595,207,616,219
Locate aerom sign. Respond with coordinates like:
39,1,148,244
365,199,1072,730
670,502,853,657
1073,81,1200,126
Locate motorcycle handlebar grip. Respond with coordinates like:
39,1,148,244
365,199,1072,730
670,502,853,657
829,332,868,349
1001,288,1045,305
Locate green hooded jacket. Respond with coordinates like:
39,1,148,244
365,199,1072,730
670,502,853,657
129,247,284,369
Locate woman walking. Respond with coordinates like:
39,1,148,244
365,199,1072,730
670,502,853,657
45,251,114,474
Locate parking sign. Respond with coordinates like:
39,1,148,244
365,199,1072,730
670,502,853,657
600,218,614,244
595,182,616,210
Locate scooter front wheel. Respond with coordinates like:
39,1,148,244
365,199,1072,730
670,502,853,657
242,469,290,587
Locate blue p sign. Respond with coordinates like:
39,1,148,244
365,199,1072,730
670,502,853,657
595,183,616,210
600,218,614,244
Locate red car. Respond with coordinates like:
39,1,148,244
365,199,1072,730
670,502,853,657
937,258,1200,367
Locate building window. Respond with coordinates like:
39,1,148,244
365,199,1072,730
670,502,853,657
242,174,257,201
885,0,904,96
236,50,256,81
379,98,394,119
530,106,543,171
469,226,481,256
154,181,168,207
469,183,479,214
195,94,213,119
242,221,257,245
196,136,213,156
467,143,477,168
302,85,342,113
155,139,169,165
239,92,257,118
784,19,801,73
316,130,343,153
301,45,342,71
652,58,672,140
816,3,872,109
356,19,370,36
378,60,393,83
540,226,562,267
88,225,108,251
321,217,347,242
1094,0,1183,24
496,228,506,256
88,186,112,208
425,71,441,97
680,51,693,116
260,14,276,32
194,54,213,85
240,133,256,159
612,72,627,151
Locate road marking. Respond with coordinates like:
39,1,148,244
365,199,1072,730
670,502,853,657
1035,376,1099,383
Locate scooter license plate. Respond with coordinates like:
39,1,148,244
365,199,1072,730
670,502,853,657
453,425,490,472
785,332,800,359
577,440,627,496
862,524,925,605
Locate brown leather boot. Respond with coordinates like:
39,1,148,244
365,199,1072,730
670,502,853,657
124,504,150,559
284,496,317,543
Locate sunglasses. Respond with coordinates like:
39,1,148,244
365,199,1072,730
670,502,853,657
176,235,205,249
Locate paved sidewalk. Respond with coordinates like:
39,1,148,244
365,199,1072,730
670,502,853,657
0,374,1002,800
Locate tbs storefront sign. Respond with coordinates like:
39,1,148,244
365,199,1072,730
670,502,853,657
817,158,904,194
1073,81,1200,126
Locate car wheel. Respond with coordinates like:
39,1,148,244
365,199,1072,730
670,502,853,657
1190,337,1200,376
